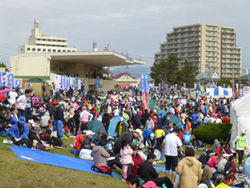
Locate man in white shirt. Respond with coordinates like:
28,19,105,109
8,88,18,106
17,89,31,118
162,128,183,183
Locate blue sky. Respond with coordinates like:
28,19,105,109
0,0,249,68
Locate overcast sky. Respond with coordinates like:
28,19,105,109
0,0,249,68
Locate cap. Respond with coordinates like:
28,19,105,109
150,133,155,140
134,129,142,138
52,101,58,105
19,116,25,124
86,130,95,136
223,153,230,158
241,129,247,135
139,143,145,149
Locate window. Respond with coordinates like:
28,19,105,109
27,48,30,51
32,48,36,51
58,50,61,52
48,49,51,52
53,49,56,52
67,50,71,52
37,48,41,51
63,50,66,52
43,49,46,52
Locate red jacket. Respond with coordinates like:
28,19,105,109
131,154,143,177
74,134,85,150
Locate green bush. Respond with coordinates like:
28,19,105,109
194,123,232,144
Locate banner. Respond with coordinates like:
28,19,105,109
55,75,59,91
8,74,14,89
145,74,149,94
194,83,197,89
66,76,70,90
174,83,178,89
77,79,81,90
141,74,148,111
61,75,66,90
223,84,225,88
183,83,186,88
152,84,155,91
158,83,161,91
0,72,7,87
166,84,168,90
73,77,76,90
15,80,21,87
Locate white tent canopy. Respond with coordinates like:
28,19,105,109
205,86,232,98
230,93,250,150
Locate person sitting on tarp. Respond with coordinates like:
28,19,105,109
71,130,86,155
8,116,32,148
81,130,95,150
91,137,110,166
142,129,156,150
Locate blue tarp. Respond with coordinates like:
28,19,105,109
9,146,120,178
244,157,250,179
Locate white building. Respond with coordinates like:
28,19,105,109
18,19,77,54
155,24,242,79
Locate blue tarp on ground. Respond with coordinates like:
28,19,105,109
9,146,120,178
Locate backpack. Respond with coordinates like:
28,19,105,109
116,121,128,137
91,164,112,175
225,171,235,186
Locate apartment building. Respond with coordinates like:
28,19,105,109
155,24,242,78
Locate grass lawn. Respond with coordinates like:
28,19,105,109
0,137,126,188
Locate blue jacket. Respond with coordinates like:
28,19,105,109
143,129,156,147
9,114,18,126
8,123,29,139
191,113,199,124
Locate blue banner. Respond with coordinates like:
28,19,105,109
15,80,21,87
0,72,7,87
8,74,14,89
223,84,225,88
141,74,145,92
145,74,149,94
183,83,186,88
194,83,197,89
166,84,168,90
73,77,76,90
66,76,70,90
152,84,155,91
174,84,178,89
61,75,66,90
158,83,161,91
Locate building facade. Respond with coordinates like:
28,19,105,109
155,24,242,78
18,19,77,54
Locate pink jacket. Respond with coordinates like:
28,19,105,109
120,145,133,165
80,110,93,122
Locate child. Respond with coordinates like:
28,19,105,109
120,140,134,180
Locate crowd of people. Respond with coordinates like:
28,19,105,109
0,84,249,188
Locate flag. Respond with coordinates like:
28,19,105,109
66,76,70,90
8,74,14,89
158,83,161,91
0,72,7,87
15,80,21,87
73,77,76,90
61,75,66,90
55,75,59,91
166,84,168,90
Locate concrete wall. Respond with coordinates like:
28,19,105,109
10,55,50,77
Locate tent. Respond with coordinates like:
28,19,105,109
108,116,128,137
169,115,184,128
87,120,107,139
205,86,232,98
230,93,250,149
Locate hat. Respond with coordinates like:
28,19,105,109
134,129,142,138
52,101,58,105
223,153,230,158
139,143,145,149
19,116,25,124
86,130,95,136
241,129,247,135
150,133,155,140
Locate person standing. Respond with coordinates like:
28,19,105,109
80,107,93,131
176,148,202,188
162,128,183,183
17,89,31,118
233,129,248,167
8,88,18,106
53,101,64,140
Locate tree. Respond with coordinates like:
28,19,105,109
176,60,198,87
150,54,179,84
217,78,232,87
151,55,198,86
0,62,9,72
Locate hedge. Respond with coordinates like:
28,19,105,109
194,123,232,144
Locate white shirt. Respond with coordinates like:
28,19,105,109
17,95,27,110
8,91,18,105
163,133,182,156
